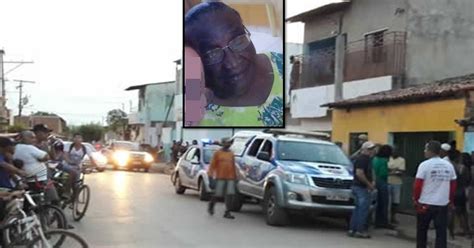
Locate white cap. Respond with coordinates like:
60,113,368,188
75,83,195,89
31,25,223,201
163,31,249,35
361,141,376,150
441,143,451,152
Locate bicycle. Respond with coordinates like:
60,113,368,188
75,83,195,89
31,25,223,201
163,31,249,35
48,162,91,221
11,175,68,232
1,191,88,247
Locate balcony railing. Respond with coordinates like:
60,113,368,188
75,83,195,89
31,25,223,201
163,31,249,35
293,31,406,89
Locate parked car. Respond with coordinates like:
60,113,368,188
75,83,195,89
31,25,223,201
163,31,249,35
63,142,108,172
228,129,377,226
172,144,221,201
105,141,154,172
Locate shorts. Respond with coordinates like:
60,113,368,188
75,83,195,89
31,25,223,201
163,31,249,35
389,184,401,205
214,180,236,198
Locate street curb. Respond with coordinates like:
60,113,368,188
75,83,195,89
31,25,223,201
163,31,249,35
385,229,468,248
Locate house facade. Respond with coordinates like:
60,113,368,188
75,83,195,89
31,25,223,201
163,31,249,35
286,0,474,132
14,115,67,135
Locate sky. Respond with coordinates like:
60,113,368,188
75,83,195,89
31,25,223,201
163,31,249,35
286,0,341,43
0,0,337,126
0,0,182,125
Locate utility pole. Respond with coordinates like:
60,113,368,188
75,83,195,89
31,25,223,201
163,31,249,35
334,14,345,101
13,80,35,117
0,50,4,98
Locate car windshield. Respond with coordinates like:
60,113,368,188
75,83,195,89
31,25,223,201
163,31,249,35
203,148,218,164
277,141,351,166
113,142,140,151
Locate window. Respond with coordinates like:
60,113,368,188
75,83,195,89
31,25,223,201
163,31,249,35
203,148,218,164
277,141,351,166
364,29,387,63
247,139,264,157
185,147,197,161
190,148,200,163
349,132,368,156
231,136,254,156
260,140,273,158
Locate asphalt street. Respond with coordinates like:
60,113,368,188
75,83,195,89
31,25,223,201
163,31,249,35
71,170,415,248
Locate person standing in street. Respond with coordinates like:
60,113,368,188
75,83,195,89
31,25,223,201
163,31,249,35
451,152,471,236
348,141,377,238
171,141,179,166
388,148,406,224
413,141,457,248
372,144,394,229
207,138,237,219
350,134,369,160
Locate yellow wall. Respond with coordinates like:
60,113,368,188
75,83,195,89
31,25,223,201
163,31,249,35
332,98,466,152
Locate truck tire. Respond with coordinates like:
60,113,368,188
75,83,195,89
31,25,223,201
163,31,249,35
199,179,211,201
174,174,186,195
263,186,288,226
226,194,244,212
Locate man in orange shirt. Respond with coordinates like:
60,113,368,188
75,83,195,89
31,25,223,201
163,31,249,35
207,138,237,219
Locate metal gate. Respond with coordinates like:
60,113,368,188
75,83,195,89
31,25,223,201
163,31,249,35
392,132,454,213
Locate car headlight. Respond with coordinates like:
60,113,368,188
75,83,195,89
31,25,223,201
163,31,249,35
144,153,154,163
285,172,309,185
113,151,129,166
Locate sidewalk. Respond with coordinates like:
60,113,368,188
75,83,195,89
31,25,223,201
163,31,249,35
150,162,174,175
383,213,472,248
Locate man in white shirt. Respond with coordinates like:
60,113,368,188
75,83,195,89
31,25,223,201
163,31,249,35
13,131,49,183
413,141,457,248
388,149,405,224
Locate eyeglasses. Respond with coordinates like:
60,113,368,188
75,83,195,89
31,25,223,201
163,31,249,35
202,28,251,65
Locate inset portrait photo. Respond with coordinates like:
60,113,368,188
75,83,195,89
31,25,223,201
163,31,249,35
184,0,284,127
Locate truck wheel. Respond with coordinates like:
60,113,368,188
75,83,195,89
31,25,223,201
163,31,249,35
263,186,288,226
199,179,211,201
226,194,243,212
174,174,186,195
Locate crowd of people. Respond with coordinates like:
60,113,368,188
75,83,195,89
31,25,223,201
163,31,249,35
348,137,474,248
0,124,97,229
170,139,221,165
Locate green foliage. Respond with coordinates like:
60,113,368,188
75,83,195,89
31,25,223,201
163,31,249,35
32,111,58,116
7,124,28,133
74,123,104,142
106,109,128,132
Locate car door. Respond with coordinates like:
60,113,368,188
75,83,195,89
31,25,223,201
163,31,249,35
238,138,265,197
254,139,276,197
188,148,201,188
180,147,197,186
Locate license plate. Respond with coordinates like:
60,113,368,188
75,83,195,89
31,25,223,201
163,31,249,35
326,195,349,201
133,161,142,165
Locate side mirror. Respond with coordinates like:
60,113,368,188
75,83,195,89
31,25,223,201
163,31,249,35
257,151,270,161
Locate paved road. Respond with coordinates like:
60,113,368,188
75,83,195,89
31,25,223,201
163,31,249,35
71,171,415,248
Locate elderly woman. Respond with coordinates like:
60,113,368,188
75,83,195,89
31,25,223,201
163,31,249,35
184,2,283,127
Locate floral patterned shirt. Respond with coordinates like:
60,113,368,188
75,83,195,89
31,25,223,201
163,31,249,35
199,52,283,127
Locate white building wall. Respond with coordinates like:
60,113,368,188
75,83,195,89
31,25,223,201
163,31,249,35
291,76,393,119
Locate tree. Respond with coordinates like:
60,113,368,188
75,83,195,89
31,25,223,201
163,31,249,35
7,124,28,133
106,109,128,133
75,123,104,142
32,111,58,116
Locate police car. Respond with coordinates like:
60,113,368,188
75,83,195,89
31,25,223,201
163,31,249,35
172,141,221,201
228,129,377,226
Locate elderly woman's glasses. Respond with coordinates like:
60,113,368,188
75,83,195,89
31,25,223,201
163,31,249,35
202,29,251,65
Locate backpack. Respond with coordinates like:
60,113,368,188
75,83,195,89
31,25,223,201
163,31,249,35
68,144,88,159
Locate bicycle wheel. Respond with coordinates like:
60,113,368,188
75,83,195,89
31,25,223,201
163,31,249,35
27,229,89,248
37,204,67,231
72,185,90,221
